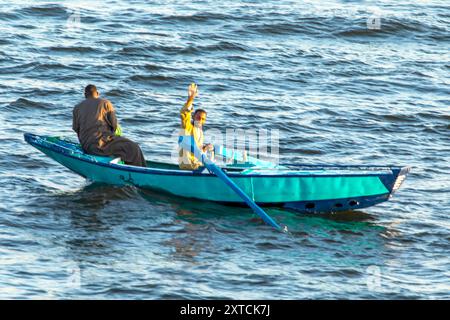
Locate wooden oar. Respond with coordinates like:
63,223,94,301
180,136,286,232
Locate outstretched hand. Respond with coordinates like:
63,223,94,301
188,83,198,99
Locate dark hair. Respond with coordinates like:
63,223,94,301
194,109,207,117
84,84,97,98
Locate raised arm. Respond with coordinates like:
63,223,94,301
180,83,198,129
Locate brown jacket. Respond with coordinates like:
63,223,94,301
72,98,118,152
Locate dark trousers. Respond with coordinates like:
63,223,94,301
86,136,147,167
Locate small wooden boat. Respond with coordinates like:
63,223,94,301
24,133,410,213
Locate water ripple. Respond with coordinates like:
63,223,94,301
0,0,448,300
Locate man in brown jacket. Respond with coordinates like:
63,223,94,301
72,84,146,167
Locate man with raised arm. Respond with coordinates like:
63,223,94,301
178,83,213,170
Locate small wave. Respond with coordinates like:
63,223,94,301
226,54,251,61
336,16,448,40
0,61,81,74
255,241,293,250
247,21,303,36
6,98,53,111
422,124,450,135
18,4,68,18
160,12,233,24
297,148,324,155
0,11,20,21
313,108,340,116
0,62,39,74
143,63,173,72
104,89,127,97
100,22,129,30
336,28,384,37
417,112,450,122
117,45,178,57
71,183,141,202
1,153,42,170
120,117,148,125
99,39,128,47
13,24,38,30
203,41,250,53
240,16,335,37
285,76,308,84
208,83,231,92
117,41,248,57
381,17,442,34
49,46,101,54
128,74,177,84
33,62,82,72
381,114,419,123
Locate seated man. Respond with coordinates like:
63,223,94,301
178,83,213,170
72,84,146,167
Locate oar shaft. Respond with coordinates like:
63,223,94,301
179,136,283,231
202,156,282,230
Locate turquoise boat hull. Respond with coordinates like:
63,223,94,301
24,133,410,213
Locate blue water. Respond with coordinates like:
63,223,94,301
0,0,449,299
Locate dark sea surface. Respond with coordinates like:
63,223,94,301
0,0,449,299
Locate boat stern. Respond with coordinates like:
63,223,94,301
282,165,411,214
379,166,411,197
